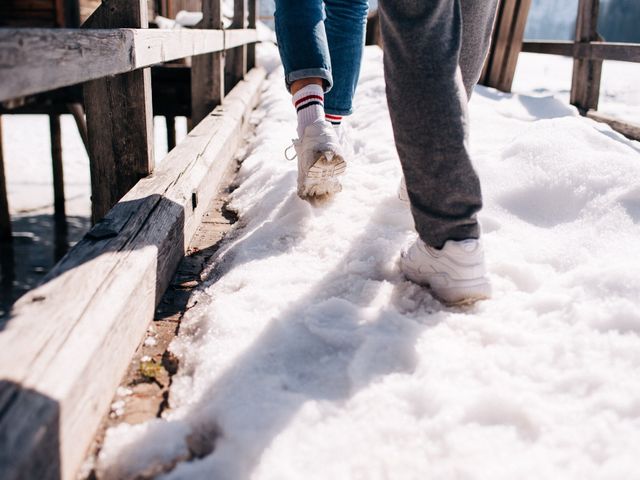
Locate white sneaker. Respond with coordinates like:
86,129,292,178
400,238,491,305
293,120,346,198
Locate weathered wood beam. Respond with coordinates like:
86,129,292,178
0,67,265,480
83,0,155,223
0,28,228,102
480,0,533,93
49,115,66,224
587,110,640,142
571,0,603,113
522,41,640,63
226,0,248,92
0,117,11,244
247,0,257,69
166,115,177,151
191,0,225,126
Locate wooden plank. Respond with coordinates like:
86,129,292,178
482,0,532,92
0,28,228,102
49,115,66,223
83,0,155,223
0,117,11,244
587,110,640,142
522,41,640,63
0,67,265,480
570,0,603,113
521,40,574,56
191,0,224,126
247,0,257,69
226,0,248,92
166,115,177,151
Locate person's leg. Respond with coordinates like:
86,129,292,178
459,0,499,99
275,0,329,139
323,0,369,123
274,0,331,92
378,0,496,248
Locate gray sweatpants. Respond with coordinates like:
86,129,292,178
378,0,498,248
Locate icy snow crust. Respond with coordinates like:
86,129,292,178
98,46,640,479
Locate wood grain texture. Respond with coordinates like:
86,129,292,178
191,0,224,126
226,0,248,92
587,110,640,142
0,28,234,102
83,0,155,223
570,0,603,113
0,67,265,480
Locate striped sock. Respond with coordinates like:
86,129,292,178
293,84,325,138
325,114,343,126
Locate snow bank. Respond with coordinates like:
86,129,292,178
97,45,640,479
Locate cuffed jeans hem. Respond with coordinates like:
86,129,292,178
285,68,333,93
324,106,353,116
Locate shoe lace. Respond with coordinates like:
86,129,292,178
284,141,297,161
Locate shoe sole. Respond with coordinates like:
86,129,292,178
300,151,346,198
402,263,491,307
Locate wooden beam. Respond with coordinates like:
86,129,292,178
0,67,265,480
522,41,640,63
0,117,11,244
191,0,224,126
83,0,155,223
49,115,66,224
480,0,533,92
247,0,257,69
66,103,90,154
571,0,603,113
166,115,177,151
226,0,248,92
587,110,640,142
0,28,227,102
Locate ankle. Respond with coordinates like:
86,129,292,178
293,84,325,138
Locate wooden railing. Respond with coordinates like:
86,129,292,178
482,0,640,142
0,1,264,479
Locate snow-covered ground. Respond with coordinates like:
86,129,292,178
93,45,640,479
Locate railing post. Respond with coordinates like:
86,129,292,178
226,0,248,92
479,0,532,93
83,0,155,224
192,0,224,126
571,0,603,114
0,116,11,244
247,0,257,70
49,115,66,226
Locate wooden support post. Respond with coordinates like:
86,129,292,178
166,115,177,151
191,0,224,126
66,103,90,156
571,0,603,114
83,0,155,224
480,0,533,93
247,0,257,70
49,115,66,224
0,117,11,244
226,0,248,93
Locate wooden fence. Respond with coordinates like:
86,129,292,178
0,1,263,479
482,0,640,142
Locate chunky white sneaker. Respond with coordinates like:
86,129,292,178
293,120,346,198
400,238,491,305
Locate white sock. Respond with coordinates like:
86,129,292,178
292,84,325,138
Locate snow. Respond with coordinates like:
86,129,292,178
94,44,640,479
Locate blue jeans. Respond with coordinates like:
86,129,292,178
274,0,369,116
